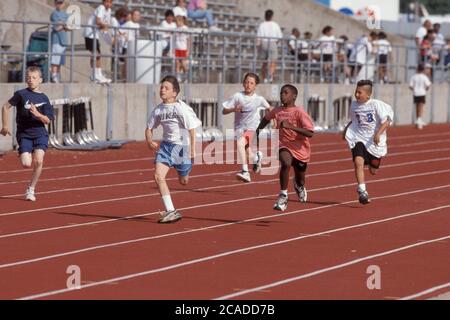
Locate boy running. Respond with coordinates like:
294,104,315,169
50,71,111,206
222,73,271,182
145,75,201,223
256,84,314,211
1,66,54,201
343,80,394,204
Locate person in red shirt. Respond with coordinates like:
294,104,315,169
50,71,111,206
255,84,314,211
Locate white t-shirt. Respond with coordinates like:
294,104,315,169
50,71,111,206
350,36,372,64
257,21,283,45
159,20,177,39
123,21,140,48
345,99,394,158
147,100,202,145
222,91,271,131
175,25,189,50
409,73,431,97
415,26,427,43
173,6,187,18
373,39,392,55
84,5,111,39
288,36,309,54
318,35,336,55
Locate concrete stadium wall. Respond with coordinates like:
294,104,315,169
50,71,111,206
1,82,449,152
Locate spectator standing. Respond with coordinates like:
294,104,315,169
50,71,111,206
160,10,177,56
257,9,283,83
50,0,69,83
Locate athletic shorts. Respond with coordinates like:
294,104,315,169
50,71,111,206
378,54,388,65
322,54,333,62
351,142,381,169
85,37,101,53
17,135,49,154
50,43,67,66
279,148,308,173
155,141,192,177
414,96,426,104
175,49,188,58
259,42,278,61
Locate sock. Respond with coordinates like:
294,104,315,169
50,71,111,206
242,164,248,172
358,184,366,192
280,190,288,197
95,68,102,78
162,195,175,212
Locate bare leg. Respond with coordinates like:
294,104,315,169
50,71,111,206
236,136,247,166
29,149,45,189
20,152,33,169
354,156,365,186
154,162,171,196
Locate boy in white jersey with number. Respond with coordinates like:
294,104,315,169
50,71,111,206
222,73,272,182
343,80,394,205
146,75,202,223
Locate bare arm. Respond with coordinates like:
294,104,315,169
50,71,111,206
29,103,51,125
1,102,13,136
222,105,242,115
373,119,391,146
342,120,352,140
281,120,314,138
255,117,271,150
145,128,159,150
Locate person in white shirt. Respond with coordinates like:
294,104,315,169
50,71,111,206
222,73,272,182
122,9,140,82
159,10,177,56
373,31,392,83
343,80,394,205
409,64,431,130
173,0,188,19
257,9,283,83
415,20,432,47
317,25,336,82
110,7,129,81
349,32,377,82
146,75,202,223
83,0,113,84
174,15,190,80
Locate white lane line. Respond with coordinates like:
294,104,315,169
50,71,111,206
399,283,450,300
0,132,450,174
16,206,450,300
3,154,450,200
214,235,450,300
2,144,450,188
2,182,450,272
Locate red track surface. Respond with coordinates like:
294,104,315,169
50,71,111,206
0,124,449,300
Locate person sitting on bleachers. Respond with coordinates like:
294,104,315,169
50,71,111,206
187,0,221,31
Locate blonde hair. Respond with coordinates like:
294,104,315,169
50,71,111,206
26,66,42,78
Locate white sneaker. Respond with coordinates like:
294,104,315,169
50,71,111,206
273,194,288,211
294,181,307,203
236,171,251,182
158,210,182,223
99,74,112,84
25,187,36,202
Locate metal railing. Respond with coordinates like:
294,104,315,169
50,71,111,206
0,19,449,84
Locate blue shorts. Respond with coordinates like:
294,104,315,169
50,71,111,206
17,135,49,154
155,142,192,177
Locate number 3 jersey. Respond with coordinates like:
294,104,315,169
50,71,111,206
345,99,394,158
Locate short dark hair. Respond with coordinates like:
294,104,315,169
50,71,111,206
378,31,387,39
115,7,129,19
322,26,333,35
281,84,298,99
356,80,373,94
417,63,425,72
165,9,175,18
161,75,180,95
243,73,260,85
265,10,274,21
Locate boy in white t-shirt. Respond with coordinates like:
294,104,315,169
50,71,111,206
83,0,113,84
343,80,394,205
146,75,202,223
317,25,336,82
222,73,272,182
409,64,431,130
159,10,177,56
